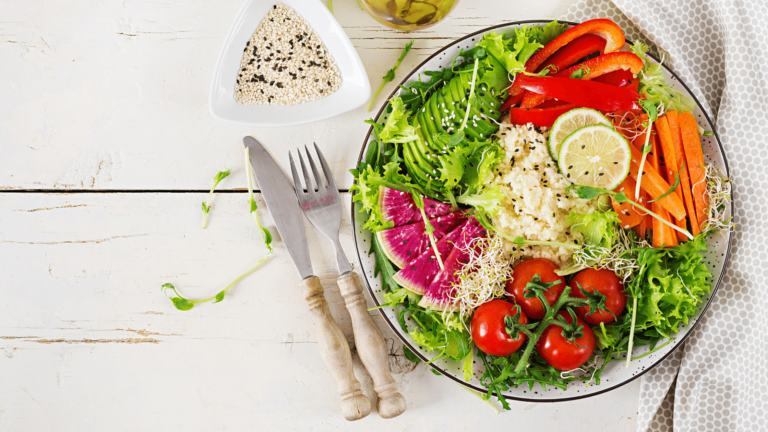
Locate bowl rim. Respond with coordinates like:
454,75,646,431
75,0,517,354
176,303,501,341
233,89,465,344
350,19,734,403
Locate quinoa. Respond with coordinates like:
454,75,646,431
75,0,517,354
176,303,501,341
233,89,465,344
492,123,598,266
234,3,342,105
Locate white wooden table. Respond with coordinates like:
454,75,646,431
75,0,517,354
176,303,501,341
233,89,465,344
0,1,641,430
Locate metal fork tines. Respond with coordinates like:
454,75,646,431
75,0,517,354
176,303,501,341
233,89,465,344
289,143,351,275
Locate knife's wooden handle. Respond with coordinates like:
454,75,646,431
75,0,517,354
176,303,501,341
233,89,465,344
299,276,371,421
338,272,407,419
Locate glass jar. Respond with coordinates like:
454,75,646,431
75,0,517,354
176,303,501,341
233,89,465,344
360,0,461,32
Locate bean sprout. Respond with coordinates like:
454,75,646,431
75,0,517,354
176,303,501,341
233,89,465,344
450,233,516,329
701,163,734,234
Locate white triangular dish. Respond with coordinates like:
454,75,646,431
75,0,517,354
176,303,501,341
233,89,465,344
209,0,370,127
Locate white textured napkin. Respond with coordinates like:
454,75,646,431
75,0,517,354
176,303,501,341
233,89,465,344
562,1,768,431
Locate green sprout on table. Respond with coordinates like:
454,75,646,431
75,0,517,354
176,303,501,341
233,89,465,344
368,39,414,112
161,255,272,311
202,168,231,229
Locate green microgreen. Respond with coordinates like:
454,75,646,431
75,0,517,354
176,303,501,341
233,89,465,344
367,39,414,112
635,97,662,198
648,161,684,203
411,189,444,270
512,236,581,250
161,255,272,311
569,67,591,79
202,168,231,229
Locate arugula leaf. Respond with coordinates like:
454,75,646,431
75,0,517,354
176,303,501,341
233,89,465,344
369,233,401,293
202,168,231,229
161,255,272,311
403,345,421,363
368,39,414,112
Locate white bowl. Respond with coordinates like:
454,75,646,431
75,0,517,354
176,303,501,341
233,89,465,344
209,0,370,127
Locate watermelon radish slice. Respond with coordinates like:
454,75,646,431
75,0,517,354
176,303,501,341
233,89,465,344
378,186,453,227
418,217,488,312
376,211,466,269
393,219,471,295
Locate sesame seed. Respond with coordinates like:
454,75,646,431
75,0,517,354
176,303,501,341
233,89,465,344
234,4,342,105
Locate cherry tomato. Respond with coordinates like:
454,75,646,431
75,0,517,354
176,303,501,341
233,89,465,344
570,268,627,325
538,310,596,371
471,300,528,357
506,258,566,319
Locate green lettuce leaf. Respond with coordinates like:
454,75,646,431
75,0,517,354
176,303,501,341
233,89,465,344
379,96,420,144
567,210,621,248
630,234,712,337
631,41,696,113
477,30,526,75
384,286,421,307
457,184,503,216
350,161,410,232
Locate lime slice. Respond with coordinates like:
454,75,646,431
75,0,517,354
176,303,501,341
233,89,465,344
558,124,631,190
549,108,611,161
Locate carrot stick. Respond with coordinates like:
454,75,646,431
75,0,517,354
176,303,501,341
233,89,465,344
627,141,687,221
648,142,678,247
612,176,644,228
655,116,689,241
666,111,700,236
678,111,709,226
651,202,677,247
655,117,683,202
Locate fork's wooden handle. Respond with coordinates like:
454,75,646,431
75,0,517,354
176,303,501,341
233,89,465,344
338,273,407,419
299,276,371,421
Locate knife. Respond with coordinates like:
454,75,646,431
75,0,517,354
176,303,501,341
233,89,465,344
244,137,371,422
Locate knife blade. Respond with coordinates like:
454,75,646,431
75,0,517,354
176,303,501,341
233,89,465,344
243,136,313,279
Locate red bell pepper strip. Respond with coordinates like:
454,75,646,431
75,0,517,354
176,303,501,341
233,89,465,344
517,75,641,112
536,99,570,109
521,52,644,108
534,34,607,73
499,35,607,112
594,69,633,87
507,103,579,128
506,19,625,102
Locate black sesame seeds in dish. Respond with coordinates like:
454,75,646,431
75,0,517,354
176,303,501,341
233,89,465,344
235,3,342,105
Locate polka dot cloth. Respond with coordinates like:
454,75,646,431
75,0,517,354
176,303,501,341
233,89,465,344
564,1,768,431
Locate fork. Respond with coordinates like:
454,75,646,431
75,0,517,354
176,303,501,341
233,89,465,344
290,143,406,419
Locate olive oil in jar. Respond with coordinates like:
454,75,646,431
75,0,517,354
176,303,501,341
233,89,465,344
360,0,460,32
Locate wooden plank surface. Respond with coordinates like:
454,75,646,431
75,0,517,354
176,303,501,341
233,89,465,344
0,0,574,191
0,192,640,430
1,0,642,429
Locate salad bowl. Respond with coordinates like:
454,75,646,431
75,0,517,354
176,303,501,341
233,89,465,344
351,20,733,402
